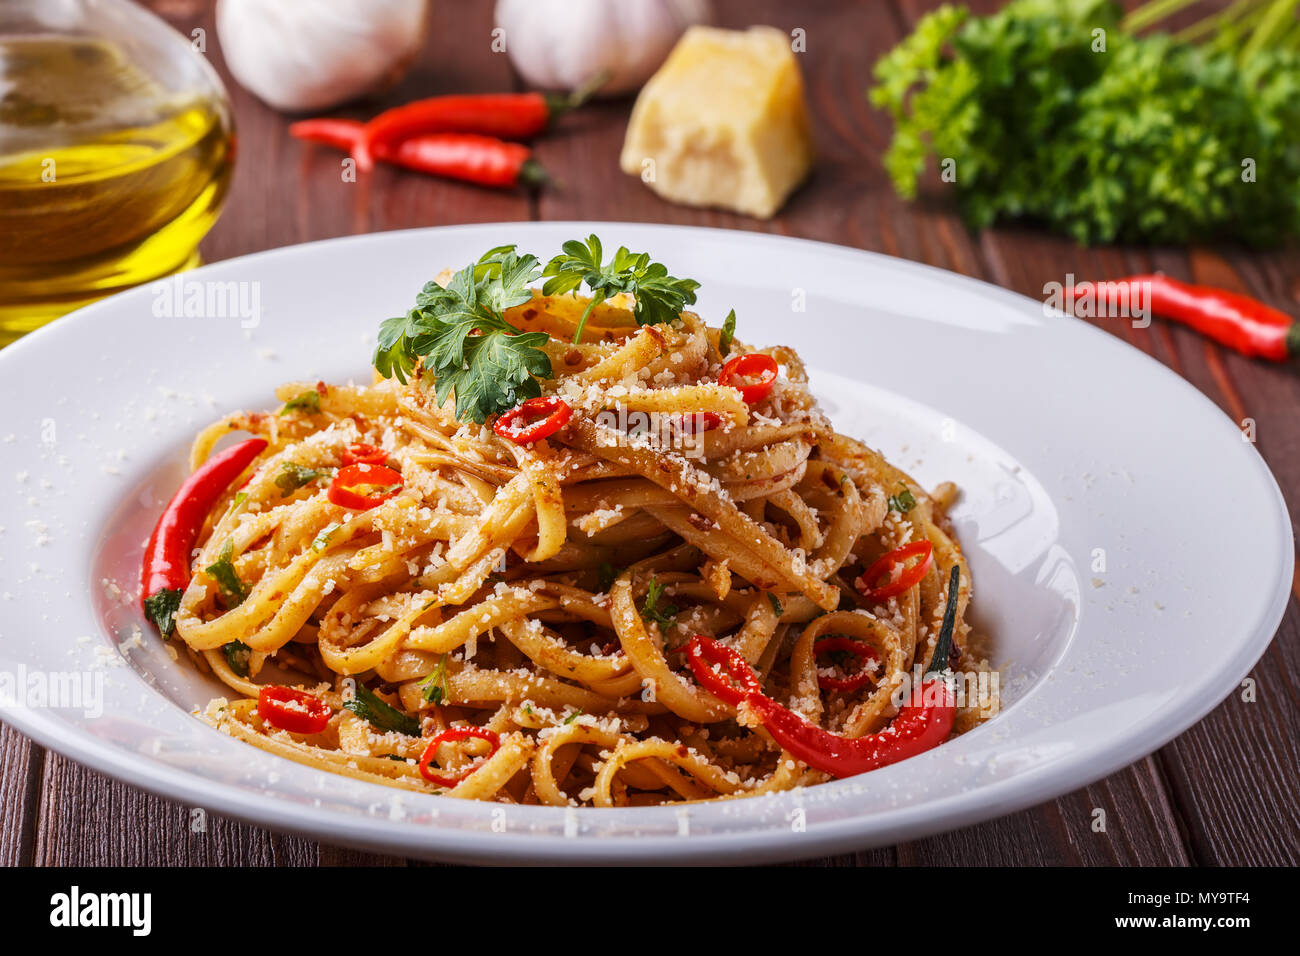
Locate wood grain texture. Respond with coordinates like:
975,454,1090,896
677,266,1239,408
0,0,1294,867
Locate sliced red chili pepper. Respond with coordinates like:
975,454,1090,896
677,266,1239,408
814,637,880,692
857,540,934,602
257,685,332,735
418,727,501,787
717,352,779,405
340,442,388,467
141,437,267,637
684,634,764,706
493,396,572,444
327,463,404,510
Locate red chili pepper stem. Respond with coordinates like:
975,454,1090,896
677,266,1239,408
141,438,267,637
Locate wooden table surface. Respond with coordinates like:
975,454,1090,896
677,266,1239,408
3,0,1296,866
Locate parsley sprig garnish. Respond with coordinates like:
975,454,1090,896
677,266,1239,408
541,234,700,343
372,236,706,422
374,246,551,424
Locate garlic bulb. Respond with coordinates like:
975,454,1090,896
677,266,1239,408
216,0,430,112
494,0,711,97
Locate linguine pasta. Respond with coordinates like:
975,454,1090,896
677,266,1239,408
167,283,995,806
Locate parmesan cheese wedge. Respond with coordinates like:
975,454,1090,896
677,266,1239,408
619,25,815,219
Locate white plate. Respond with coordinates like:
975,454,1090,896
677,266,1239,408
0,223,1290,865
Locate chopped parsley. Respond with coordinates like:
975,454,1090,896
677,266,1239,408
640,576,679,629
597,562,622,592
275,461,332,497
204,539,248,606
222,640,252,677
419,656,449,706
279,389,321,415
767,592,784,618
343,683,421,736
888,486,917,513
311,522,341,552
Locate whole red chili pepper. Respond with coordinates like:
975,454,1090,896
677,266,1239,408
289,119,547,189
685,565,963,780
1097,274,1298,362
141,438,267,636
353,77,602,171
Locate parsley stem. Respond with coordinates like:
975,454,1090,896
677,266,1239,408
571,293,605,344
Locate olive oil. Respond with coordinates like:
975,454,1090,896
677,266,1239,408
0,36,233,342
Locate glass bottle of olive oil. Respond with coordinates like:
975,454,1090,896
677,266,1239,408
0,3,233,344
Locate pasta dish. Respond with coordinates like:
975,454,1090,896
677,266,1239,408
139,235,996,806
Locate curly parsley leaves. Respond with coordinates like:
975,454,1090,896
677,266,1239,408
870,0,1300,246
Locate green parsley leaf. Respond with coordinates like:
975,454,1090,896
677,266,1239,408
719,309,737,356
563,710,584,725
640,575,679,629
232,491,248,509
222,640,252,677
279,389,320,416
767,592,784,618
275,461,332,497
204,539,248,606
888,486,918,513
344,683,421,736
419,656,449,706
541,234,701,343
143,587,182,638
374,246,552,423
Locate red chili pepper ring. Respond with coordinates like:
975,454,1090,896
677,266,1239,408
257,685,332,735
493,396,572,444
419,727,501,788
717,352,779,405
328,463,404,510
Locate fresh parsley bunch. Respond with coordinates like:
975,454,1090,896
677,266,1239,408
870,0,1300,246
373,235,712,423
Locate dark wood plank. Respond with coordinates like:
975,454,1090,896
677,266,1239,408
0,722,42,866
